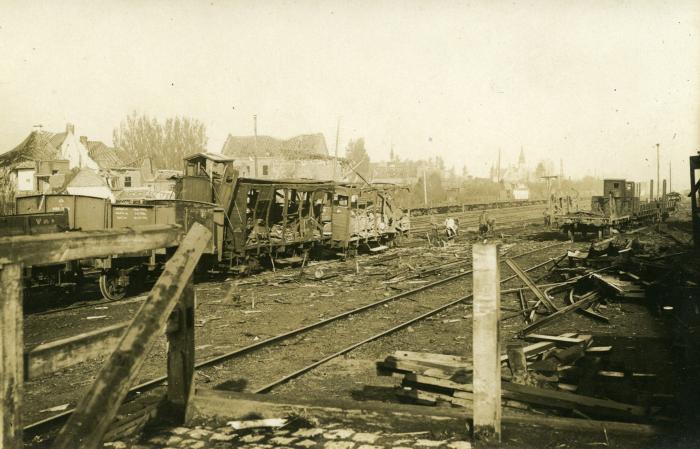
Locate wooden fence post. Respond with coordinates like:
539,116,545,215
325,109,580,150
1,263,23,449
472,244,501,445
165,275,196,422
51,223,211,449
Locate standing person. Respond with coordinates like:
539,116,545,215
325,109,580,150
445,217,457,239
478,210,489,235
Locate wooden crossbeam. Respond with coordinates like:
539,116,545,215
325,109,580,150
505,258,558,312
24,322,129,380
520,291,601,336
0,224,182,266
50,223,211,449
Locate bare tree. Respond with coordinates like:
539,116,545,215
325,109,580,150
345,138,371,179
113,112,208,169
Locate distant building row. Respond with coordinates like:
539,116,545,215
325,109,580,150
0,123,178,201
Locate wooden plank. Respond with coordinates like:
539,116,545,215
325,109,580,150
25,322,129,380
165,277,196,422
523,334,586,347
1,263,23,449
397,387,473,409
520,291,602,336
566,289,610,322
472,243,501,443
187,389,666,437
392,351,468,367
0,224,182,266
453,382,645,419
50,223,211,449
505,258,558,313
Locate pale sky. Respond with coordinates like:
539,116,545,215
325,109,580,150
0,0,698,183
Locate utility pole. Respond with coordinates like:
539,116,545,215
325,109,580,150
497,148,501,181
333,117,340,181
656,143,660,199
253,115,258,177
669,160,672,192
423,169,428,206
559,158,563,192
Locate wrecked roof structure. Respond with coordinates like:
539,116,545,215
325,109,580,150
86,141,129,170
221,133,330,159
0,131,61,166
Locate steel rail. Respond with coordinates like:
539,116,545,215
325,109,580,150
23,240,567,433
253,255,553,393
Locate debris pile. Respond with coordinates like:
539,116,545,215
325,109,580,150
377,333,662,422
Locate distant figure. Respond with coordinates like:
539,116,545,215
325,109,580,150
487,218,496,232
543,209,551,226
478,211,489,235
444,217,458,239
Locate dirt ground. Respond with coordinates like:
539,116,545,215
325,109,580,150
21,214,700,448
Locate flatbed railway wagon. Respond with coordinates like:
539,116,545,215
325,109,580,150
12,193,224,299
554,178,678,240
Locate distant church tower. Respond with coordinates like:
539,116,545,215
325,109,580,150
518,146,526,166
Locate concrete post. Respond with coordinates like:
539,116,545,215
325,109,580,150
472,244,501,444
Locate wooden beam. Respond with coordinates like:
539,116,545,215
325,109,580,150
504,258,558,313
0,224,182,266
520,291,601,336
24,322,129,380
454,382,646,420
187,389,666,437
472,243,501,443
165,277,195,422
1,263,23,449
523,334,586,347
50,223,211,449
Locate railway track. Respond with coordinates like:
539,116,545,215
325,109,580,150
410,203,547,234
24,238,570,435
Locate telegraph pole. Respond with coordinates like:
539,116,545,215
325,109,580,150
423,169,428,206
253,114,258,177
656,143,660,199
333,117,340,181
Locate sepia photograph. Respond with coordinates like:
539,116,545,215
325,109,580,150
1,1,699,448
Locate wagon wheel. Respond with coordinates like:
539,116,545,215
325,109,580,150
99,271,127,300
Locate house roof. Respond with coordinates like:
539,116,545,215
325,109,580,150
0,131,62,165
221,133,329,159
14,161,36,170
49,132,68,149
66,168,109,188
87,141,130,170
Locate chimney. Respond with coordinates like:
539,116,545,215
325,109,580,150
66,123,75,135
80,136,88,148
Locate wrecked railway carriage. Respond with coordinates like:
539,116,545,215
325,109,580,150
553,178,678,240
2,152,407,299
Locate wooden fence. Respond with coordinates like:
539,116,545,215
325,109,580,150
0,223,211,449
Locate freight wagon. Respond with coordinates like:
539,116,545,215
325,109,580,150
553,178,678,241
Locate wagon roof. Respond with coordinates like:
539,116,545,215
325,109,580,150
238,177,334,187
184,152,235,163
